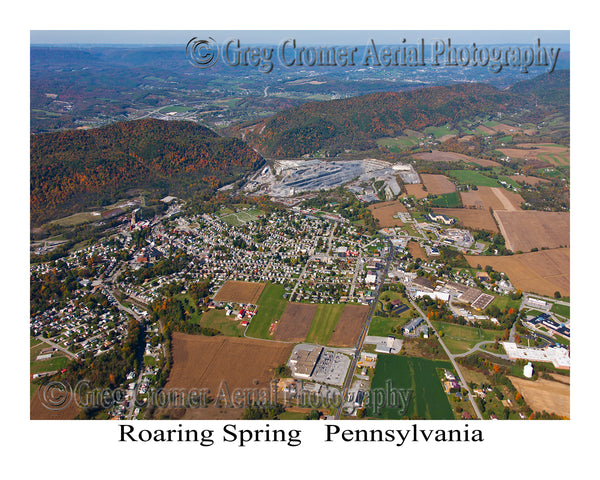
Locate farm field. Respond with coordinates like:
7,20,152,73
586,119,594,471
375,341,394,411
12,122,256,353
328,304,370,347
30,387,81,420
460,186,524,211
412,150,500,167
465,247,570,297
213,280,266,304
245,282,288,339
432,207,498,232
272,303,318,342
430,191,461,208
509,375,569,418
492,210,569,252
164,333,293,420
421,174,456,195
404,183,428,199
499,143,570,166
368,200,409,227
508,175,550,186
366,355,454,419
305,303,345,345
449,170,502,188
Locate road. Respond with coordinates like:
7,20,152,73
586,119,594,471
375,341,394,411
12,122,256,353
334,238,394,419
407,296,483,419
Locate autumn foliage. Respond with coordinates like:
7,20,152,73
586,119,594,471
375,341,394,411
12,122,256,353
30,119,263,226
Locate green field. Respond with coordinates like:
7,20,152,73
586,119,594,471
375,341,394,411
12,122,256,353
424,124,458,138
431,321,500,355
245,283,289,339
366,355,454,419
159,105,194,113
305,303,345,345
218,207,264,226
430,191,461,208
449,170,501,187
551,303,570,319
176,293,246,336
200,309,245,337
376,136,419,152
368,315,403,337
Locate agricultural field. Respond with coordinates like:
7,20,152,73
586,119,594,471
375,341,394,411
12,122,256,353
328,304,370,347
368,200,409,227
213,280,266,304
465,248,570,297
164,333,293,420
449,170,503,188
376,136,419,152
508,175,550,186
30,387,81,420
421,174,456,195
366,355,454,419
430,191,461,208
492,210,570,252
404,183,428,199
509,375,570,418
499,143,570,166
412,150,500,167
272,303,318,342
460,186,523,211
305,303,345,345
432,207,498,232
423,123,458,139
245,282,288,340
431,321,500,355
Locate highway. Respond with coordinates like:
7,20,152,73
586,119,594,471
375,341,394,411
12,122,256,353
334,237,394,419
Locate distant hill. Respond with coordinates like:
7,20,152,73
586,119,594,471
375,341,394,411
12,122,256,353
241,73,569,157
241,83,516,157
507,69,569,105
30,119,263,226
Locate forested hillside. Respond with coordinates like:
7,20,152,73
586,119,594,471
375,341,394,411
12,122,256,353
30,119,263,226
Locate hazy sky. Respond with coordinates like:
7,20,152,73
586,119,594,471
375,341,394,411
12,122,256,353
30,30,570,46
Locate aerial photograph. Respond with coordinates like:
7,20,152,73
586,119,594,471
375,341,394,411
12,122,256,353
29,29,571,423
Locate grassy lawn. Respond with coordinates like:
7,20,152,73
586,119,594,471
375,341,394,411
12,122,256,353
432,321,500,355
366,355,454,419
30,355,69,374
551,303,570,319
177,293,245,337
245,283,289,339
201,309,245,337
305,303,345,345
368,315,402,337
